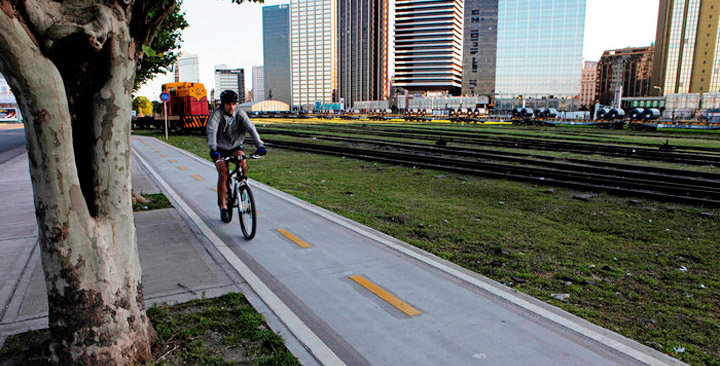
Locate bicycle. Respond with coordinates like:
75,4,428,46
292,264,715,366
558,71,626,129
221,154,262,239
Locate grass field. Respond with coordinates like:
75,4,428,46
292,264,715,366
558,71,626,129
136,127,720,366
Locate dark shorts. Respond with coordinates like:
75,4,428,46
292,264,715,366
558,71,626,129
211,147,243,160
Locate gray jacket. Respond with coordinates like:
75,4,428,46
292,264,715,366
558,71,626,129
206,108,264,151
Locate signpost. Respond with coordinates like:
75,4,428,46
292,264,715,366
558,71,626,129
160,92,170,140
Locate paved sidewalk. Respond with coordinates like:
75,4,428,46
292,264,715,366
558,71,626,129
0,153,310,354
0,153,244,334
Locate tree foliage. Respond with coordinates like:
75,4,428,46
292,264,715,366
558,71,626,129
134,1,189,91
133,96,153,116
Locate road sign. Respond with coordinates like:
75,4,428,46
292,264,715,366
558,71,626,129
160,92,170,140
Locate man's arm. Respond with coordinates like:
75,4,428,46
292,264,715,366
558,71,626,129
206,109,221,151
238,110,265,148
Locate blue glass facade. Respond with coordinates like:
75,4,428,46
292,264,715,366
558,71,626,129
262,5,291,105
495,0,586,97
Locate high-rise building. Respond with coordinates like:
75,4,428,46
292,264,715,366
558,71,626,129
263,5,292,104
653,0,720,95
214,65,246,103
393,0,464,95
290,0,337,109
579,60,598,108
495,0,586,98
461,0,498,96
338,0,389,105
596,47,654,106
175,52,200,83
252,66,265,102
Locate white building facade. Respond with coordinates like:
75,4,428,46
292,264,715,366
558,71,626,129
393,0,464,95
290,0,337,109
214,65,246,103
252,66,266,102
175,52,200,83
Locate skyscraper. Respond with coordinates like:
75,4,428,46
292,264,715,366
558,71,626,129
175,52,200,83
393,0,464,95
596,47,654,106
263,5,292,104
462,0,498,96
252,66,265,102
337,0,389,105
579,60,598,108
214,65,246,103
653,0,720,95
290,0,337,109
494,0,586,98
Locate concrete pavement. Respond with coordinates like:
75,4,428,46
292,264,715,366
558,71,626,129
129,136,687,366
0,124,26,165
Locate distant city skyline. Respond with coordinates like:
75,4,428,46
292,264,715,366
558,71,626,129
135,0,661,101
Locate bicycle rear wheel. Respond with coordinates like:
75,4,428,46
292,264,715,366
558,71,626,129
237,184,257,240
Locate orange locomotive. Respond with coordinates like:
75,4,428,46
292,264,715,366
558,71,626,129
160,82,210,131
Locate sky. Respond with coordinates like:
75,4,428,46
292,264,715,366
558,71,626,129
136,0,661,101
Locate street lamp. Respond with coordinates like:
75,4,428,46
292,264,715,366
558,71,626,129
652,85,662,96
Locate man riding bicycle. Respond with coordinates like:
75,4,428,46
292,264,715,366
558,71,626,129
207,90,266,223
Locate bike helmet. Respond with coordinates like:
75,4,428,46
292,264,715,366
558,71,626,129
220,90,239,105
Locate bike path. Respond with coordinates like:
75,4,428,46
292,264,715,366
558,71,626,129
132,136,686,366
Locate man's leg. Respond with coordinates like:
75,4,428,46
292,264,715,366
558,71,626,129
233,149,247,179
215,159,229,209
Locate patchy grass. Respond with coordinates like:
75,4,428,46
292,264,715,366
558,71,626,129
147,293,299,365
143,130,720,366
0,293,299,366
133,193,172,212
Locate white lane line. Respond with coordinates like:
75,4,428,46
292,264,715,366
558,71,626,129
147,136,682,366
132,146,346,366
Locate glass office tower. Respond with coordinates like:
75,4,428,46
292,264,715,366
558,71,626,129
290,0,337,109
653,0,720,95
495,0,586,98
262,5,291,105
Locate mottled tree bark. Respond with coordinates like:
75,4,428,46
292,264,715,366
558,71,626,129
0,0,176,364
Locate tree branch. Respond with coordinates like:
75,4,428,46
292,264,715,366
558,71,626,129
131,0,176,48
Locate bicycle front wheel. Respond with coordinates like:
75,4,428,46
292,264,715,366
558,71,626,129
237,184,257,240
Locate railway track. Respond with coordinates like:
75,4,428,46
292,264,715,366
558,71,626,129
258,125,720,166
263,138,720,207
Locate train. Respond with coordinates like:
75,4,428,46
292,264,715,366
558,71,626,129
132,82,210,131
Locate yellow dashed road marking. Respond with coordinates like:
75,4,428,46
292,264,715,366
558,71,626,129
192,174,204,181
276,229,312,248
211,187,218,192
161,154,167,157
178,166,187,171
169,160,176,163
349,275,421,317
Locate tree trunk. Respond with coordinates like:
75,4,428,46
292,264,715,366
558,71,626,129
0,2,155,364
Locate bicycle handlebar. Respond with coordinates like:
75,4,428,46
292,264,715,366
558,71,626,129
221,154,263,163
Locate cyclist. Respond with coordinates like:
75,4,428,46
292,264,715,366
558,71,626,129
207,90,266,223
